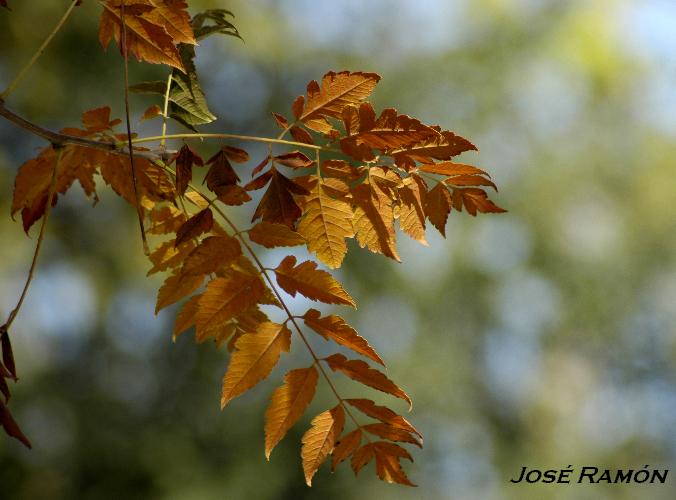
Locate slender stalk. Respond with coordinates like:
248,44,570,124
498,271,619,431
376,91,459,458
132,133,334,152
0,0,79,101
0,101,162,160
159,72,173,149
3,147,65,332
120,2,149,256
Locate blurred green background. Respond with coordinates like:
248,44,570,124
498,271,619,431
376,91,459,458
1,1,676,499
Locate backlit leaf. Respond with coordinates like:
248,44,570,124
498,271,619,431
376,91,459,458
265,366,319,459
221,321,291,407
303,309,384,366
301,405,345,486
274,256,355,307
324,354,412,408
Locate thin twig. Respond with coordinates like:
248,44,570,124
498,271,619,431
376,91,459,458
4,147,65,332
132,133,336,152
159,72,173,149
0,0,79,101
120,2,149,256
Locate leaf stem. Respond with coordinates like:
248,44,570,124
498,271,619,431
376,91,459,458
159,72,173,149
131,133,335,152
0,0,79,101
3,147,65,332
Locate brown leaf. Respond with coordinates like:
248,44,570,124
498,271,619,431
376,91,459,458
99,0,194,72
301,405,345,486
340,104,436,162
321,159,361,181
148,205,187,234
147,239,196,275
289,125,314,145
252,169,307,227
180,235,242,276
248,222,305,248
372,442,416,486
362,423,421,447
392,129,477,169
221,322,291,407
273,151,314,170
175,208,214,246
215,185,251,206
299,71,381,134
141,104,163,121
0,399,31,448
204,148,240,194
451,188,506,216
324,354,412,408
397,175,428,245
419,161,488,177
351,182,400,261
297,180,354,268
251,155,271,177
274,256,355,307
11,145,99,232
445,174,497,190
346,399,421,438
265,366,319,459
303,309,384,366
331,429,362,471
171,144,204,196
424,183,452,237
155,270,204,313
195,274,265,339
172,294,201,340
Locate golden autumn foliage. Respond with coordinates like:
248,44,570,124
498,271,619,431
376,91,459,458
0,0,505,488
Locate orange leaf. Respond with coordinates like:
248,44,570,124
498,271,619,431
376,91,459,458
392,129,477,169
265,366,319,459
274,256,355,307
148,205,187,234
273,151,314,169
340,104,436,162
345,398,421,438
180,235,242,276
419,161,488,177
155,271,204,313
248,222,306,248
424,183,452,237
221,321,291,407
351,182,400,261
98,0,194,72
252,169,307,227
195,274,265,340
451,187,506,216
331,429,362,471
147,239,195,275
321,159,361,181
303,309,384,366
397,175,428,245
175,208,214,246
170,144,203,196
372,442,416,486
444,174,497,190
362,423,421,448
141,104,162,121
301,405,345,486
297,180,354,268
172,294,201,340
324,354,412,408
298,71,380,134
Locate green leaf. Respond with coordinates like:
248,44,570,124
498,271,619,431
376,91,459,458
192,9,243,41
